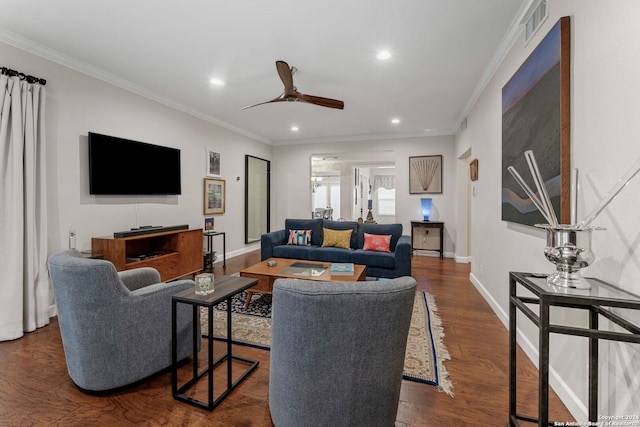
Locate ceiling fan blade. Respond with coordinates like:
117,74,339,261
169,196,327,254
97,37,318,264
241,94,286,110
275,60,295,95
296,92,344,110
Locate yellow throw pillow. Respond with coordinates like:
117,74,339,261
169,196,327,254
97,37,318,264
321,228,352,249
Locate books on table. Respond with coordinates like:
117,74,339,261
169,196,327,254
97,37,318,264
331,263,355,276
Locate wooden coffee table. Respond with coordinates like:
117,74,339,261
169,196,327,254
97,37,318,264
240,258,366,307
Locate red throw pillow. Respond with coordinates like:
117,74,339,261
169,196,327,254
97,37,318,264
363,233,391,252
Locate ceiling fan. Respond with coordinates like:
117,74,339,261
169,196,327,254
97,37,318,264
242,60,344,110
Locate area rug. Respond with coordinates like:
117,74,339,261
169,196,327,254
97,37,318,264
201,290,453,396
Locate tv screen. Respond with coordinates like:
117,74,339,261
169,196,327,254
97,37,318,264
88,132,181,195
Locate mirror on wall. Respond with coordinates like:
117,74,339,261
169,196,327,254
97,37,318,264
245,155,270,243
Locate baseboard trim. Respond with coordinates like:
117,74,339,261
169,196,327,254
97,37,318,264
454,255,470,264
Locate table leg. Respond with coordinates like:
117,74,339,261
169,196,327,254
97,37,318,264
508,277,517,426
539,297,550,427
244,291,254,308
227,297,233,389
171,300,177,395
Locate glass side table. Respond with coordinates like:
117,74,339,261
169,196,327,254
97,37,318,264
508,272,640,426
172,275,259,410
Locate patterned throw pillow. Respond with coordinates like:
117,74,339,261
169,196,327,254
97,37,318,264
321,228,352,249
287,229,312,246
363,233,392,252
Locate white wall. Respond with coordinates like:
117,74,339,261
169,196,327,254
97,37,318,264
0,41,271,260
271,136,457,256
457,0,640,418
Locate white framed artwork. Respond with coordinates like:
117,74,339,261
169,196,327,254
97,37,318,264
206,148,222,177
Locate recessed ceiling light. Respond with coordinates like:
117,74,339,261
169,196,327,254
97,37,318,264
377,50,391,60
391,118,400,124
291,126,299,132
209,78,225,86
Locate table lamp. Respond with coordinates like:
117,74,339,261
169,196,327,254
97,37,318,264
421,198,432,221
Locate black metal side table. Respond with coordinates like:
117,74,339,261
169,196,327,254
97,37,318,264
172,275,259,410
204,231,226,270
508,272,640,426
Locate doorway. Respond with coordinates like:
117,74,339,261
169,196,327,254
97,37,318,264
310,151,395,222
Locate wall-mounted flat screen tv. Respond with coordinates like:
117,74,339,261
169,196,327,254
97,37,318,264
88,132,181,195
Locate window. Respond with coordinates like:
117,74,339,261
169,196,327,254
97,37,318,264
376,188,395,216
312,178,340,219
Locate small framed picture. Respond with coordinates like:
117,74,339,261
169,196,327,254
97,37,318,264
204,217,215,231
206,148,222,177
409,155,443,194
470,158,479,181
204,178,225,215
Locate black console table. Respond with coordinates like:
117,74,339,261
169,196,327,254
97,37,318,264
410,221,444,258
509,272,640,426
172,275,259,410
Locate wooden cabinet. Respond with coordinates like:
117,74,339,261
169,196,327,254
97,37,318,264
92,229,203,282
411,221,444,258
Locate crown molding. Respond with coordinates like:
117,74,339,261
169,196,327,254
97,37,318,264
0,27,272,145
271,128,455,146
454,0,534,132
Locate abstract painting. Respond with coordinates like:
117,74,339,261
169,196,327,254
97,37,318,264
501,17,571,226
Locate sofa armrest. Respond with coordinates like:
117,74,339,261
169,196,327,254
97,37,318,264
394,235,412,277
261,229,287,260
119,267,162,291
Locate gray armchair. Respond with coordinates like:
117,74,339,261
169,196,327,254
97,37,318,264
47,250,200,392
269,276,416,427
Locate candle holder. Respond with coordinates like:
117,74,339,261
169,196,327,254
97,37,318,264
195,273,215,295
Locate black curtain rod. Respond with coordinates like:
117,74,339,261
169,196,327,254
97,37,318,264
1,66,47,85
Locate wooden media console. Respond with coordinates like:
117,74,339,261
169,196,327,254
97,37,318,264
92,228,203,282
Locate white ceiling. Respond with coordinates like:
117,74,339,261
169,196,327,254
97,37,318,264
0,0,528,145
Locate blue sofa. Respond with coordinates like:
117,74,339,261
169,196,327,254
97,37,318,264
261,219,411,278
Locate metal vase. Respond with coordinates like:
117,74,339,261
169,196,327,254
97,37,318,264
541,226,597,289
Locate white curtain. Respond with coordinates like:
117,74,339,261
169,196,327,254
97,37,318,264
0,74,49,341
371,175,395,192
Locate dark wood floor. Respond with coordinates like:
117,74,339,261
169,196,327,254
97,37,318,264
0,252,574,426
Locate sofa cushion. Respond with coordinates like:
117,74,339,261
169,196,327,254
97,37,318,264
357,223,403,251
309,247,353,263
351,249,397,269
322,220,358,248
285,219,323,246
363,233,392,252
273,245,315,260
321,228,352,249
287,229,312,246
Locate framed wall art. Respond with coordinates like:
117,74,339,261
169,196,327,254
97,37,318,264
409,155,442,194
206,148,222,177
501,17,571,226
470,159,479,181
203,178,225,215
